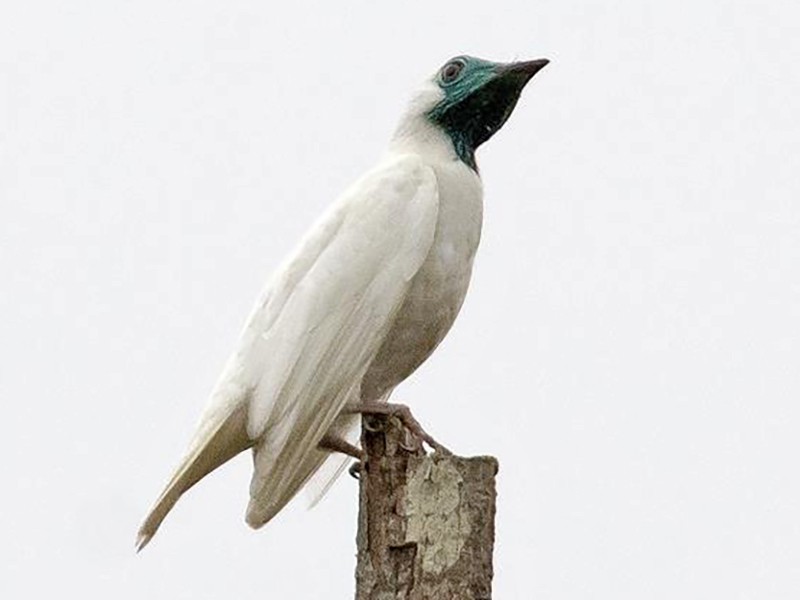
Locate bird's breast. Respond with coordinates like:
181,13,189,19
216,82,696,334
360,161,483,401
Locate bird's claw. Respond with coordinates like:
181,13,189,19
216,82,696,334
345,402,453,456
428,440,453,456
396,422,452,455
389,405,452,455
348,461,361,479
362,415,383,433
397,423,423,453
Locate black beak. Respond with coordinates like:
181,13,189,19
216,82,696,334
498,58,550,85
428,56,549,171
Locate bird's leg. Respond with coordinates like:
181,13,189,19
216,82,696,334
317,433,363,480
317,433,362,460
342,402,452,455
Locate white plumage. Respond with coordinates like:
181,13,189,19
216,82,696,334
137,55,545,550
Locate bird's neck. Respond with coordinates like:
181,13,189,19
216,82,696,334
388,113,466,169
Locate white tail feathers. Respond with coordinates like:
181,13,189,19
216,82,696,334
136,404,252,551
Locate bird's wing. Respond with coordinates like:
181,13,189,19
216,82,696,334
241,154,439,526
136,154,438,549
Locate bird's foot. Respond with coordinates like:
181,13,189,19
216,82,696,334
317,433,363,459
343,402,452,455
317,433,364,479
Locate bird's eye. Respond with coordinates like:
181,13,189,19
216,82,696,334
440,60,465,84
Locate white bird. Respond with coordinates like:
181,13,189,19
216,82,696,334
136,55,548,551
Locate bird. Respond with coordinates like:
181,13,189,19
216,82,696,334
136,54,548,551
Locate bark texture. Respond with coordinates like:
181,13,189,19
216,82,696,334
355,414,498,599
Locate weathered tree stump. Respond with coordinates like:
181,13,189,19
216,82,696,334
355,414,499,599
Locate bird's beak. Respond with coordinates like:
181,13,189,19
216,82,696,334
427,56,549,162
496,58,550,87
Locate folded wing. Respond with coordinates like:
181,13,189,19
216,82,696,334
244,155,439,526
136,154,439,547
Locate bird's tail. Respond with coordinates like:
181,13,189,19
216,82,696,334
136,403,252,551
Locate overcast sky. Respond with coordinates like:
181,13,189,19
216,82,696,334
2,0,799,598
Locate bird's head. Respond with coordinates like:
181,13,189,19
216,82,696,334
393,56,549,171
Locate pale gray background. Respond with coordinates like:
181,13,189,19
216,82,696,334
2,0,798,598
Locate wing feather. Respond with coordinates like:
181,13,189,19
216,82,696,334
236,155,439,526
138,154,438,548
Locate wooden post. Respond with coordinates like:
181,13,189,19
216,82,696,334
355,414,499,599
